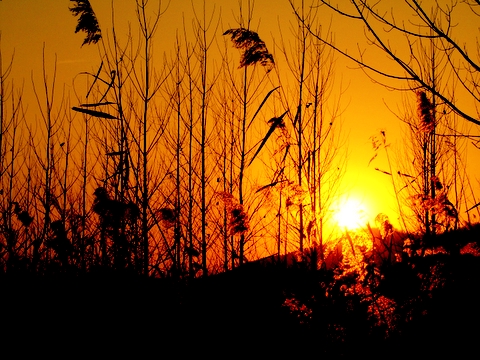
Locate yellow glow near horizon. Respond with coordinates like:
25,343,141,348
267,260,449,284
334,197,369,231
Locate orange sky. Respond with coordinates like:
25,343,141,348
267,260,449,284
1,0,479,233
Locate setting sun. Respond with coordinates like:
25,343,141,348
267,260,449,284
334,198,369,230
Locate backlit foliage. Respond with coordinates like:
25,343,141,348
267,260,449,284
367,295,398,334
11,202,34,228
375,213,393,239
417,91,435,133
218,192,250,236
69,0,102,46
338,229,374,281
282,297,313,325
223,28,274,70
409,191,458,233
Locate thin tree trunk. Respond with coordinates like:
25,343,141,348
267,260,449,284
239,66,247,266
297,1,306,252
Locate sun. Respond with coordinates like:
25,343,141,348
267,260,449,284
334,197,368,230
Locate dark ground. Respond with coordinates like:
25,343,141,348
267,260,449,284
1,253,480,358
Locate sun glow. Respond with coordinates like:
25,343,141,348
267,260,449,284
334,197,369,230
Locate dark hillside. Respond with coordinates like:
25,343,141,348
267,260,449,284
2,248,480,357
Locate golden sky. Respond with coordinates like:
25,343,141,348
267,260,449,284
1,0,479,233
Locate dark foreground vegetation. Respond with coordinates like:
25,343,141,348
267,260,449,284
2,228,480,358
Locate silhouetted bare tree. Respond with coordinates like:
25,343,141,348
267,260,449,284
297,0,480,126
